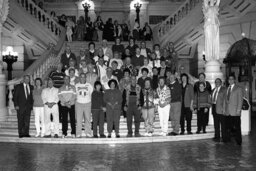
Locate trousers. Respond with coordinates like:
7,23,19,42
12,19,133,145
126,103,141,135
158,104,170,133
33,107,45,135
106,107,120,134
169,102,181,134
142,108,155,133
92,109,105,136
76,102,91,136
44,105,59,135
62,105,76,136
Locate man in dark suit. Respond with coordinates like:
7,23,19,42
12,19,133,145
211,78,226,142
224,74,243,145
60,45,76,70
13,75,34,138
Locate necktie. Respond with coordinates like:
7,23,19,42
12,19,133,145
26,85,30,96
213,87,218,104
24,85,27,99
227,86,231,101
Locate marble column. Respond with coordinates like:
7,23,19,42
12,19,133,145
0,24,8,122
0,0,9,121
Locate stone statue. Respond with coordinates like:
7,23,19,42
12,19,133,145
203,0,220,61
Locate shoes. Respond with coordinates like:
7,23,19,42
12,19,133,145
93,135,98,138
144,132,149,137
100,134,106,138
54,134,58,138
212,137,220,142
76,135,82,138
71,134,76,138
107,134,111,138
24,135,31,138
203,130,207,134
116,134,120,138
168,132,178,136
127,134,133,138
19,135,24,138
148,132,153,137
44,135,51,138
62,135,67,138
196,131,200,134
160,132,167,136
135,133,141,137
41,134,45,138
35,133,40,138
180,132,185,135
86,134,92,138
187,132,193,135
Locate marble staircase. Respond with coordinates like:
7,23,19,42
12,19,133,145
0,108,215,144
66,41,154,56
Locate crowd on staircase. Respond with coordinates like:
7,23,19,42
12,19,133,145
12,37,244,146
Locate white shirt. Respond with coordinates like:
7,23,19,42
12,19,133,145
41,87,59,104
23,83,30,98
140,49,147,57
212,86,220,104
96,64,107,81
75,83,93,104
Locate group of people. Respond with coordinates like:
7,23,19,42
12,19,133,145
13,38,244,145
62,15,153,42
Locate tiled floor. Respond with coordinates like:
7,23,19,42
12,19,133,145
0,134,256,171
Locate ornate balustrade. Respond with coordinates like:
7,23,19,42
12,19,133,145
16,0,62,37
153,0,200,44
6,26,66,115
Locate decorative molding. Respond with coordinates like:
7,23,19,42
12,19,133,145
0,0,9,24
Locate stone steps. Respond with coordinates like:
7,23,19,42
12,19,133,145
66,41,153,56
0,125,214,137
0,132,214,144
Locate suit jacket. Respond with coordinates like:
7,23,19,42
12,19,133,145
85,49,99,61
13,83,34,113
183,84,194,108
61,52,76,69
224,84,243,116
211,86,226,114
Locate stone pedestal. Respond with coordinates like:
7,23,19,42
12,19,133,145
0,73,7,121
205,60,223,125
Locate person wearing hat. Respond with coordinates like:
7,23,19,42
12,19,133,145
103,79,122,138
101,67,118,90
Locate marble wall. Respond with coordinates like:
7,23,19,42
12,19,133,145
44,0,183,27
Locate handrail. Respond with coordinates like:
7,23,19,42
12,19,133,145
7,27,66,114
7,29,66,86
16,0,63,36
153,0,200,42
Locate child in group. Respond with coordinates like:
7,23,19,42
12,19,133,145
91,81,106,138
